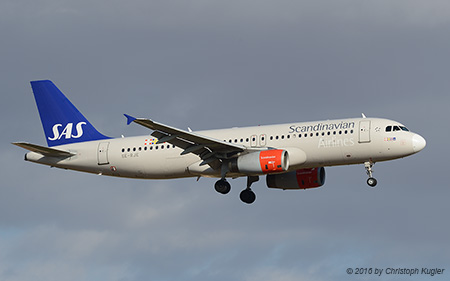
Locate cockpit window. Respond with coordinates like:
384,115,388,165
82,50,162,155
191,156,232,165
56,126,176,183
386,125,409,132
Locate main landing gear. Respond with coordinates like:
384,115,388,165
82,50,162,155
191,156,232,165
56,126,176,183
240,176,258,204
214,176,259,204
364,161,377,187
214,179,231,194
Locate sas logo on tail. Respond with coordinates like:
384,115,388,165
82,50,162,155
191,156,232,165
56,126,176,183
48,122,86,141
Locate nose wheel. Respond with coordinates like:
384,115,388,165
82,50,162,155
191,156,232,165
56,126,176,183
367,177,377,187
364,161,377,187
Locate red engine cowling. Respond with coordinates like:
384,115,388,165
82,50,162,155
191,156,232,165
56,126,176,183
230,149,289,175
266,167,326,189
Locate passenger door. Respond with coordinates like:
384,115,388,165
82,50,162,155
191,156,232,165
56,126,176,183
359,120,371,143
97,142,110,165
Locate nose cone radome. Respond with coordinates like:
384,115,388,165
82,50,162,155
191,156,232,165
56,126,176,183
412,134,426,153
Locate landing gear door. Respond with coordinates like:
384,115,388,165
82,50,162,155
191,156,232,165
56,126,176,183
359,120,371,143
97,142,110,165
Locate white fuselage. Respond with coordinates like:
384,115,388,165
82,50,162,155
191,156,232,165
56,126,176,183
25,117,424,179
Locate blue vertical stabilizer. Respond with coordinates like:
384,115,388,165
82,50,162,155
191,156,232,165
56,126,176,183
31,80,110,147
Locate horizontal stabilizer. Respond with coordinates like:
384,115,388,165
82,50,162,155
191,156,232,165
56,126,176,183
12,142,75,157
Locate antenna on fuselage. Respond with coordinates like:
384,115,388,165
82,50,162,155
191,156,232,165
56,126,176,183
361,113,367,118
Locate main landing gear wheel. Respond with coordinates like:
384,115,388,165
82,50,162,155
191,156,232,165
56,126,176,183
239,176,259,204
214,179,231,194
364,161,378,188
240,189,256,204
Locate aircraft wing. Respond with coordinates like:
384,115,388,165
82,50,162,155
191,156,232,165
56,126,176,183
12,142,75,157
124,114,248,168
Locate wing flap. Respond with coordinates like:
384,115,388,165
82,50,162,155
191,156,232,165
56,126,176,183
12,142,75,157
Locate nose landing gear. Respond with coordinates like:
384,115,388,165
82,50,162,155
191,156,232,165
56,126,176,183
367,177,377,187
364,161,377,187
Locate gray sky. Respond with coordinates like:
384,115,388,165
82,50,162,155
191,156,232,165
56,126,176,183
1,0,449,280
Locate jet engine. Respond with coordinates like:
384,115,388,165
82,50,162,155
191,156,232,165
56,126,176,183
266,167,325,189
229,149,289,175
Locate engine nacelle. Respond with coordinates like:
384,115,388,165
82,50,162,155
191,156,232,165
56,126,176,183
230,149,289,175
266,167,326,190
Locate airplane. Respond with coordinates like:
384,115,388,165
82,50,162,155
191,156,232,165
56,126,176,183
13,80,426,204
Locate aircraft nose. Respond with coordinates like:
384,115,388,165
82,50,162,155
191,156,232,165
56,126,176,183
412,134,426,153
